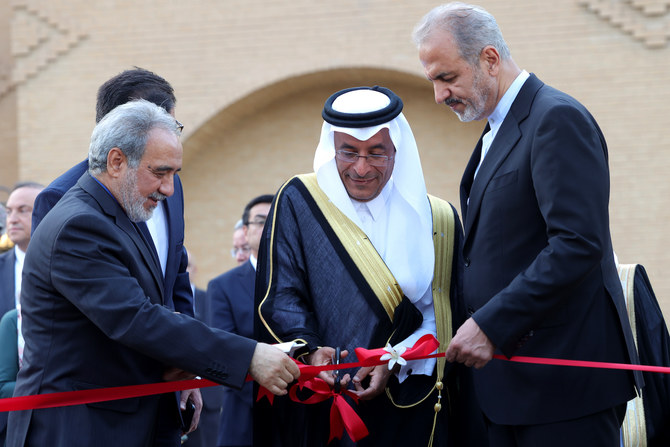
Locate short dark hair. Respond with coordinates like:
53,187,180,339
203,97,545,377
242,194,274,224
11,181,44,192
95,67,176,123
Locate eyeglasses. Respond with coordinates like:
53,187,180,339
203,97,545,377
230,245,251,258
175,119,184,133
335,150,393,167
245,219,266,227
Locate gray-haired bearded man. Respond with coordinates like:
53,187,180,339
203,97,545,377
8,99,299,447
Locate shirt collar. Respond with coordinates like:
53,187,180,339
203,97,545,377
352,178,393,221
92,175,115,199
14,245,26,264
487,70,530,136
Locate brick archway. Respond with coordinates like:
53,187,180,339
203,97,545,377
180,68,483,285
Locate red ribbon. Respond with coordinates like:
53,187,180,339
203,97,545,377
0,378,219,412
3,333,670,421
255,383,276,405
254,334,440,442
286,378,368,443
355,333,440,366
493,354,670,374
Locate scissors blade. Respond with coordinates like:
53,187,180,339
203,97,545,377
333,347,341,393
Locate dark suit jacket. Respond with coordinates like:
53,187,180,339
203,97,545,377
7,173,256,447
0,251,17,444
184,287,224,447
208,261,255,447
0,309,18,446
627,265,670,446
0,250,16,317
459,74,640,425
31,159,193,316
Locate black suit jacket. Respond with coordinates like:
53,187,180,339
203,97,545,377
7,173,256,447
0,250,16,445
31,159,193,316
0,250,16,317
184,287,225,447
459,74,640,425
208,261,255,446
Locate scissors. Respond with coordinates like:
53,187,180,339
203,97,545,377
332,347,341,393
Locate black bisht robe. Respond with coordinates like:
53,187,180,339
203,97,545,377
631,265,670,446
252,176,486,447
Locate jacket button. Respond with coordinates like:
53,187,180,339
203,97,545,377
464,258,471,267
467,306,475,315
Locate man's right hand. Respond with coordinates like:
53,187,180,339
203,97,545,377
304,346,351,389
445,317,495,369
248,343,300,395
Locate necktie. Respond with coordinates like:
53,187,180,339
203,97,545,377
474,129,493,179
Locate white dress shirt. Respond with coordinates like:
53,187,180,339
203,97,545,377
14,246,26,308
145,201,168,276
474,70,530,178
352,182,437,381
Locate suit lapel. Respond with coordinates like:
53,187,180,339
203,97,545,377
162,192,175,286
77,173,166,302
461,74,544,243
114,218,166,304
460,123,488,224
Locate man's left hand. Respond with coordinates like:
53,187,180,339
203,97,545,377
180,388,202,435
350,364,392,400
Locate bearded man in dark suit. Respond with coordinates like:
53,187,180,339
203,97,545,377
30,68,201,442
7,99,299,447
414,3,642,446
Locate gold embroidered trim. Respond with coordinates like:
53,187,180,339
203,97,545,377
258,173,403,343
618,264,647,446
257,176,296,343
298,173,402,320
385,195,455,447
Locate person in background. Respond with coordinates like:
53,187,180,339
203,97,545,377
209,195,273,447
615,258,670,447
0,182,43,317
183,248,225,447
413,3,641,446
0,181,43,446
231,219,251,265
0,307,18,447
0,203,8,253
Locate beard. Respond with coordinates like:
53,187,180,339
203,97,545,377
449,67,490,122
119,168,166,222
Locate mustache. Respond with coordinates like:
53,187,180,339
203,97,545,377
346,172,376,180
149,192,167,202
444,98,462,106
